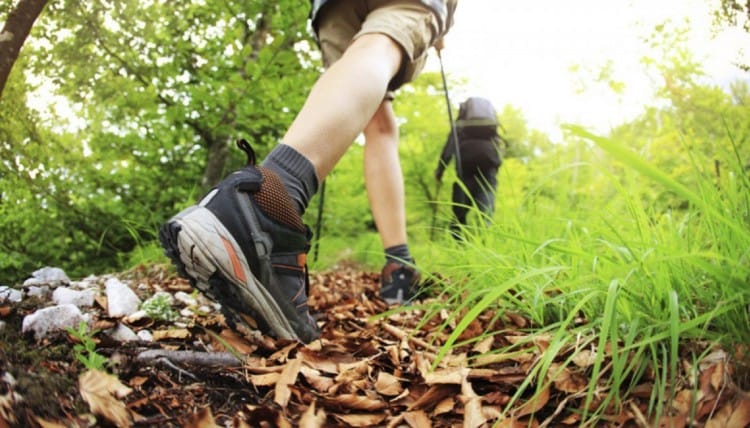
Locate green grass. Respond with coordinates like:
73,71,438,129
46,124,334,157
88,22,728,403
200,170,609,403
411,128,750,424
308,231,384,272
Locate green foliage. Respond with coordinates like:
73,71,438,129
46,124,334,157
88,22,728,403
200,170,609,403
141,292,178,322
66,321,109,371
303,144,374,245
399,31,749,421
0,0,319,282
415,108,749,424
715,0,750,32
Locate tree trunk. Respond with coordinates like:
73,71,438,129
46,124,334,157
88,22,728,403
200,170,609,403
0,0,49,99
201,137,230,191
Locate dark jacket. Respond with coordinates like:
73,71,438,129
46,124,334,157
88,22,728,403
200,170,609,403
309,0,457,36
435,126,503,181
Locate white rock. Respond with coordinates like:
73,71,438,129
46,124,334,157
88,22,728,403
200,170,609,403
174,291,197,306
200,305,216,313
26,285,50,298
69,278,97,291
137,330,153,342
107,323,139,342
23,267,70,286
105,278,141,318
123,309,151,324
52,287,96,307
0,286,22,303
22,304,89,341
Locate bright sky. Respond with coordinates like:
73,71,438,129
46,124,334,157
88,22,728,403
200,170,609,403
426,0,750,139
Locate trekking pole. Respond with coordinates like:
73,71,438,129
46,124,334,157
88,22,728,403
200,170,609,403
436,46,463,181
313,180,325,263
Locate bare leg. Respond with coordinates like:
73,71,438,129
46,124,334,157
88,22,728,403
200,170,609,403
364,100,406,249
282,33,403,180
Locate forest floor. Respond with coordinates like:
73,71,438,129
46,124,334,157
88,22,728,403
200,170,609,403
1,263,749,428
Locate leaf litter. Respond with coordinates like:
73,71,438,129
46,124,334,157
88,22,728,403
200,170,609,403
0,264,748,427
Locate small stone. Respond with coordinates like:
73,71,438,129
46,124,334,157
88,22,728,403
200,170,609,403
26,285,50,298
105,278,141,318
107,323,139,342
174,291,197,306
0,286,22,303
22,304,89,341
23,267,70,286
52,287,96,308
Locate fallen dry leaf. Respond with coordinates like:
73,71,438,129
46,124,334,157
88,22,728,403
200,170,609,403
571,349,596,368
184,407,220,428
33,418,67,428
274,358,302,407
403,410,432,428
424,367,469,385
705,393,750,428
408,384,457,411
215,328,257,354
152,328,190,341
332,412,387,427
299,401,326,428
514,386,550,418
300,365,335,393
460,376,487,428
7,267,750,428
250,372,280,387
326,393,387,411
456,318,484,342
269,342,298,363
298,347,351,374
433,397,455,415
376,371,404,396
78,370,133,428
547,363,587,393
472,336,494,354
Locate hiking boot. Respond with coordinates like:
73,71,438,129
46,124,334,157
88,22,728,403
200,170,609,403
158,140,320,343
379,261,421,305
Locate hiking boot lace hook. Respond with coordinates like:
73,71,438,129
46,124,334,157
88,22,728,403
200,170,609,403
236,139,256,166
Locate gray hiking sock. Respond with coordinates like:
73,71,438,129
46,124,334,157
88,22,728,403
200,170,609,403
262,144,318,215
385,244,414,265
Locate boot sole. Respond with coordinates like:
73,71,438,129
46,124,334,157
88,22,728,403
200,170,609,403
159,206,305,341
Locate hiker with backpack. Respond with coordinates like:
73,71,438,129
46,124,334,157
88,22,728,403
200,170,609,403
160,1,458,344
435,96,506,238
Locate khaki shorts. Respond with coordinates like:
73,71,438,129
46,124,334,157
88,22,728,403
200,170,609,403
315,0,440,92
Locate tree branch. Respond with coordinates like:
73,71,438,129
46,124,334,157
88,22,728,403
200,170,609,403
0,0,49,99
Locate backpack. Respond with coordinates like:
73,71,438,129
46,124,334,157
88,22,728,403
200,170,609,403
454,97,501,171
456,97,498,139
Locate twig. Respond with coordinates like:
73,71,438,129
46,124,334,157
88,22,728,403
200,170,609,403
154,357,199,382
135,349,243,368
381,323,438,353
